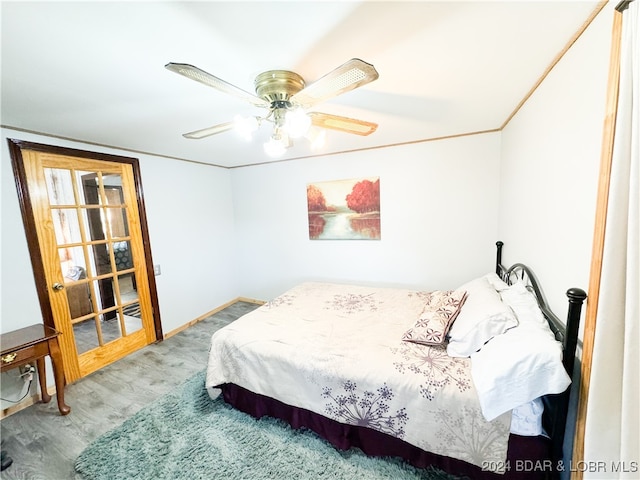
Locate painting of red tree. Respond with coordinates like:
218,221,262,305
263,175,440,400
307,184,327,212
306,177,380,240
346,178,380,213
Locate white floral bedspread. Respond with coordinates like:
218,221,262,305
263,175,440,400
206,282,511,472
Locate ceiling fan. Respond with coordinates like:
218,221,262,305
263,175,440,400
165,58,379,157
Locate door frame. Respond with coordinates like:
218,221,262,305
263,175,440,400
8,138,164,346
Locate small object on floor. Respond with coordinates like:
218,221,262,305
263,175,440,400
1,450,13,471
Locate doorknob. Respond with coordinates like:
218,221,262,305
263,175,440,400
52,282,65,291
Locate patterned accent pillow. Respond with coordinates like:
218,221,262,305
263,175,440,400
402,290,468,346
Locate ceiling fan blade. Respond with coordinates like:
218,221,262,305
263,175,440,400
183,122,234,139
166,63,269,108
309,112,377,136
291,58,379,108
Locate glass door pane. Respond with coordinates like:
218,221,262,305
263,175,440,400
45,166,144,356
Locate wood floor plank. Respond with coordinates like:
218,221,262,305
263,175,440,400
0,301,260,480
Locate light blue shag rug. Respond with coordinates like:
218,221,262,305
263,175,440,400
75,371,464,480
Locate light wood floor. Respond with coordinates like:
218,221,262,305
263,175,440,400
0,301,261,480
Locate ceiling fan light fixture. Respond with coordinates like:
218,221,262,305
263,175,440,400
264,135,287,158
284,107,311,139
233,114,259,141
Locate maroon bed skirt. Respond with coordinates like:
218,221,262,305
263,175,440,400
221,383,551,480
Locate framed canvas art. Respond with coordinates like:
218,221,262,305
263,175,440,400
307,177,380,240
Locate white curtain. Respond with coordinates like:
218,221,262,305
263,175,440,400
584,2,639,479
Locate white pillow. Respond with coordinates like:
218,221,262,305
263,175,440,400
499,281,550,328
446,276,518,357
470,281,571,421
484,272,509,292
510,398,544,436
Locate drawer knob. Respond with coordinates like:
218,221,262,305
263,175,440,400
2,353,17,364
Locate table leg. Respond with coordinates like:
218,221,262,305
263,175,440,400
46,337,70,415
35,358,51,404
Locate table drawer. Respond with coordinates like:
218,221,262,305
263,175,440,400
1,346,37,368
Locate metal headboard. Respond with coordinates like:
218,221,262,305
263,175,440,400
494,241,586,477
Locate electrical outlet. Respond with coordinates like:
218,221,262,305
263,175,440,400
153,264,161,276
19,364,35,375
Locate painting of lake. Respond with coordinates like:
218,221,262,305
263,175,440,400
307,177,381,240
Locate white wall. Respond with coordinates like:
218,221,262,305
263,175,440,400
231,132,502,301
499,3,613,318
136,154,238,331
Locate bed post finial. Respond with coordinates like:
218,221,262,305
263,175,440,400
563,288,587,376
548,287,587,467
495,241,504,275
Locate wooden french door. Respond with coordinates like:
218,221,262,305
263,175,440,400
9,140,161,383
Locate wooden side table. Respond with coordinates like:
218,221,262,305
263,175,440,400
0,324,70,415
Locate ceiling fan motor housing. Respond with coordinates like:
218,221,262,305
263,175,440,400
254,70,305,103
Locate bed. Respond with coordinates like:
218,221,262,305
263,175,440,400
206,242,586,479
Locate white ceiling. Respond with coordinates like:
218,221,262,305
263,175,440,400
1,1,604,168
